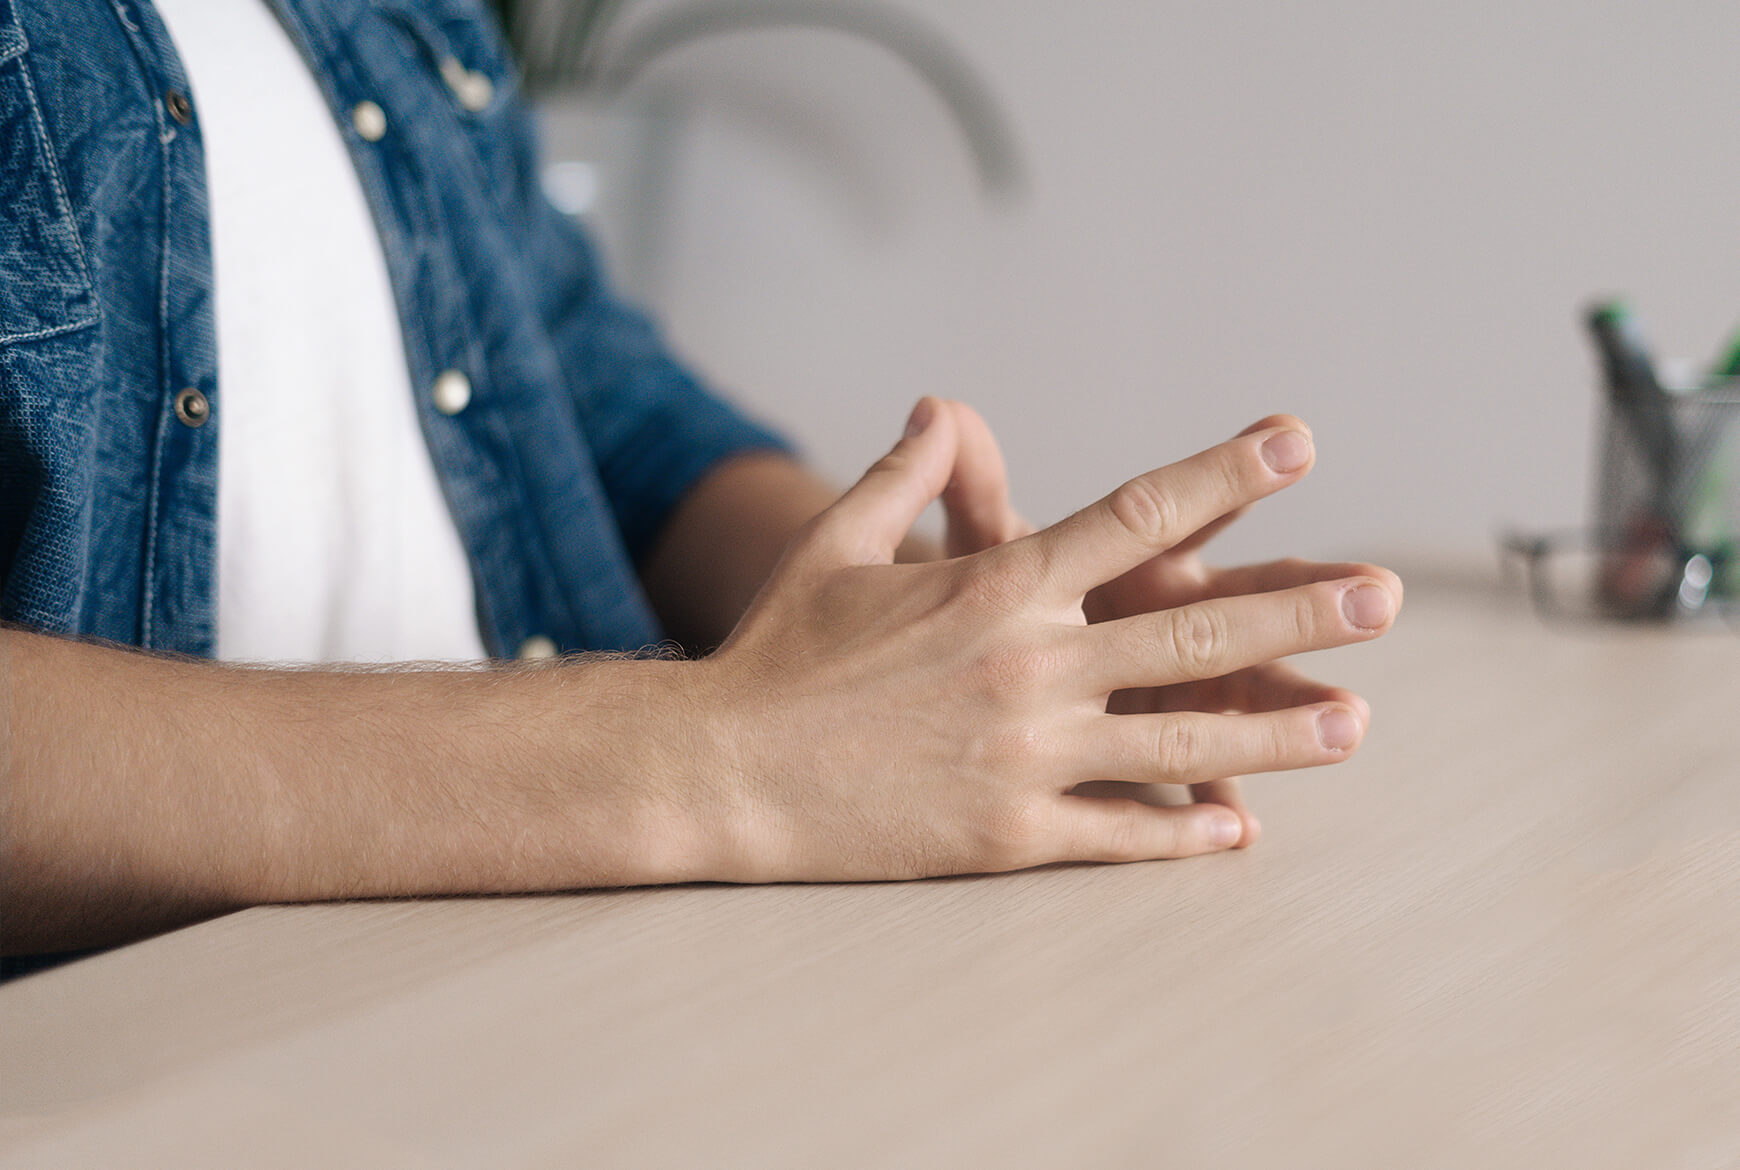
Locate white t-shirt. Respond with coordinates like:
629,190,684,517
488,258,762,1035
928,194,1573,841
156,0,488,663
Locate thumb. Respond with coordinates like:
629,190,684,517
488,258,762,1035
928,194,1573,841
942,400,1032,556
808,398,960,565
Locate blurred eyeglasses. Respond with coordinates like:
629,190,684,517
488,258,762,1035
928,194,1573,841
1500,528,1740,627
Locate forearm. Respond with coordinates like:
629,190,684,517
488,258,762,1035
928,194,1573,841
0,406,1395,953
0,630,725,953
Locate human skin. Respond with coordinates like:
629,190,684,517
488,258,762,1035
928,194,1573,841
643,403,1386,849
0,402,1398,952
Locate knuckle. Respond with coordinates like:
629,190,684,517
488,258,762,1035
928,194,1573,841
1154,716,1202,777
981,722,1049,772
973,641,1057,699
1213,444,1253,500
1163,605,1224,677
871,448,916,479
1102,805,1148,863
1107,475,1182,547
980,796,1049,869
1293,588,1325,641
1271,714,1303,762
1147,811,1187,859
957,560,1031,616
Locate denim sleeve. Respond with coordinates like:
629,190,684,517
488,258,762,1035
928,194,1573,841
497,99,796,563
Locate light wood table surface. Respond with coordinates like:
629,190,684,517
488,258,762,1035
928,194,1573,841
3,574,1738,1168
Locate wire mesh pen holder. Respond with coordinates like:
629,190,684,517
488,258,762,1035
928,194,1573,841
1505,383,1740,624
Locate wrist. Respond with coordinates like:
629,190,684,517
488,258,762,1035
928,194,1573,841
645,655,781,884
540,655,755,888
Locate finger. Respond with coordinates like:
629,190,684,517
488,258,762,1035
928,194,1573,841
1080,575,1398,693
1204,558,1405,606
1189,778,1262,849
1003,423,1315,605
1049,796,1246,863
941,401,1031,557
806,397,959,566
1088,703,1366,787
1214,662,1371,722
1143,661,1371,722
1167,414,1308,556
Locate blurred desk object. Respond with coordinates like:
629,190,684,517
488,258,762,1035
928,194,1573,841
3,572,1738,1168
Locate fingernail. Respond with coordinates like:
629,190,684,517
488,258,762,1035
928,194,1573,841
1260,429,1311,473
1209,813,1243,847
1341,583,1391,629
1316,707,1361,751
904,399,935,438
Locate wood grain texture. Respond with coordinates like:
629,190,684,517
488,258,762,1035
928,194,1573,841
3,576,1738,1168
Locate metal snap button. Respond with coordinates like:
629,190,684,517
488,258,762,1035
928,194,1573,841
174,387,210,427
432,370,472,416
165,90,193,125
352,101,388,142
517,635,558,660
439,58,495,113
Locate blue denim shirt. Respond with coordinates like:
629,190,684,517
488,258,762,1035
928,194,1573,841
0,0,788,658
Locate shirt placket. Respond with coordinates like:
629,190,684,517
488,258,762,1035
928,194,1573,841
111,0,220,655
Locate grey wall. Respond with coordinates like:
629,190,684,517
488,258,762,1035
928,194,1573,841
541,1,1740,568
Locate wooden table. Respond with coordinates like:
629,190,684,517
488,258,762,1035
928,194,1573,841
4,574,1738,1168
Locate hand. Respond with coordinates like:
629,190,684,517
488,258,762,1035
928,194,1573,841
935,404,1397,848
687,399,1400,881
1085,416,1399,846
